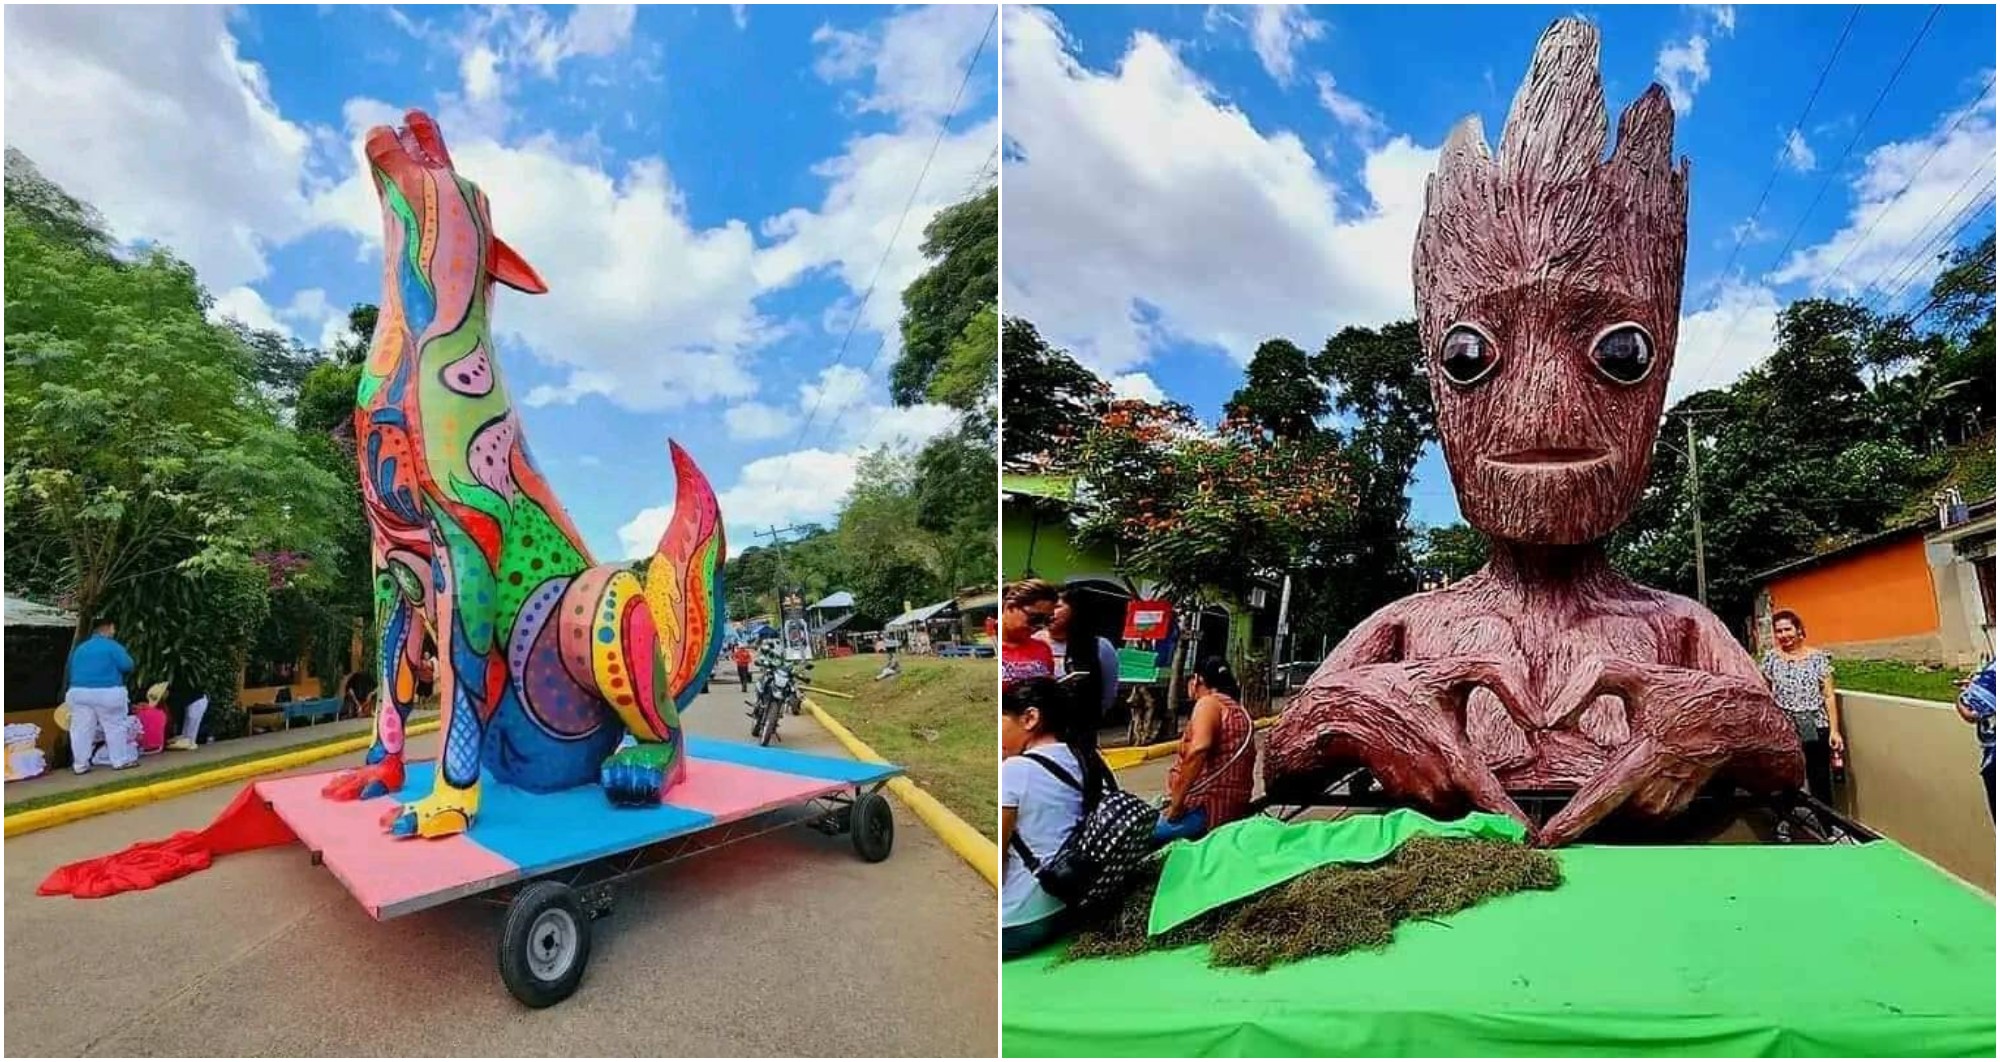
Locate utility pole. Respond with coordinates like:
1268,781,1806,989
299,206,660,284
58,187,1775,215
1669,409,1723,610
753,525,810,612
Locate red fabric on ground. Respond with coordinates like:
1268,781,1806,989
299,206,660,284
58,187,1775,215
37,783,297,899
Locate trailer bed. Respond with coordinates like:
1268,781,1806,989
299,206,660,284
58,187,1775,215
254,736,900,920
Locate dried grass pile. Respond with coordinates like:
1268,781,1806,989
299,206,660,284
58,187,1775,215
1064,836,1562,971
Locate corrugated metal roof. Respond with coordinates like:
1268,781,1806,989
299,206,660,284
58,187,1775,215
810,591,855,610
4,596,75,628
884,599,955,629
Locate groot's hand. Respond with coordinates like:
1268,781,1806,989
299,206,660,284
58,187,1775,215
1266,657,1534,830
1537,656,1803,847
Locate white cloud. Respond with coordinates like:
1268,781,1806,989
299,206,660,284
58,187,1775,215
1729,215,1773,245
1654,35,1712,115
724,402,797,442
1001,6,1432,375
1656,8,1735,115
1314,72,1383,138
618,448,863,559
1109,372,1167,403
1209,5,1325,88
461,44,501,102
731,6,749,31
811,3,994,125
1770,79,1998,298
797,364,874,420
1671,280,1784,401
1780,127,1816,172
3,6,317,292
210,286,288,334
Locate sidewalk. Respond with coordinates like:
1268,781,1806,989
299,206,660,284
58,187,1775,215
3,715,409,809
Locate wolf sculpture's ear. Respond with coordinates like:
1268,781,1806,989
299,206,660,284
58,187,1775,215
488,236,548,294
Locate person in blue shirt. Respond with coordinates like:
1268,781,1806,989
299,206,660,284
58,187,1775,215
65,616,138,774
1956,660,1995,818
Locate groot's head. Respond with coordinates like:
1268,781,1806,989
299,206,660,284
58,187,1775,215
1414,18,1689,545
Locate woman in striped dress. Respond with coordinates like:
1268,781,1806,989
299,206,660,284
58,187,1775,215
1157,656,1258,843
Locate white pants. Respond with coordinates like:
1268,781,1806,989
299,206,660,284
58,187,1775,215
67,686,136,771
180,696,210,743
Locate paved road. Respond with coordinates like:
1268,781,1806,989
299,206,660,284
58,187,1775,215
6,681,996,1057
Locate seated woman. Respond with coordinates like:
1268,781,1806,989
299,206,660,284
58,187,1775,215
1001,675,1105,960
132,682,170,756
1155,656,1257,845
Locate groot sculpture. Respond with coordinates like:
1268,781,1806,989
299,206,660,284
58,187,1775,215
1264,19,1803,847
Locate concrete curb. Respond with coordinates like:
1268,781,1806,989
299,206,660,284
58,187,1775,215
804,685,855,700
802,696,999,890
3,720,441,838
1103,715,1277,771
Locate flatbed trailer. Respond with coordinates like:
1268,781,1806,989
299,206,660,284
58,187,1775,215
254,736,900,1007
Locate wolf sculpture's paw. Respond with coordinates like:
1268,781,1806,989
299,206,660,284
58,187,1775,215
383,784,477,839
322,755,405,801
601,741,685,807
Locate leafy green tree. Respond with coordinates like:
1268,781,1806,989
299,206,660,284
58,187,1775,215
927,302,998,413
1226,338,1326,440
1000,317,1107,467
1415,522,1487,582
892,186,997,407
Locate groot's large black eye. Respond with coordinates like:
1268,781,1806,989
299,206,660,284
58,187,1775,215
1591,323,1655,384
1439,325,1497,385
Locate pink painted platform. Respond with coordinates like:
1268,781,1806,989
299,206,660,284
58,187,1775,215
255,736,898,919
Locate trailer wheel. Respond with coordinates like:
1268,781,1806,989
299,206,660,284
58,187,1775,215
499,881,592,1008
851,789,894,862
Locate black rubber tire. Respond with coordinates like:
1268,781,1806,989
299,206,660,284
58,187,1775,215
758,703,778,746
851,790,894,862
498,881,591,1008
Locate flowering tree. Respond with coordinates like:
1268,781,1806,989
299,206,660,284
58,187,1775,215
1075,398,1360,725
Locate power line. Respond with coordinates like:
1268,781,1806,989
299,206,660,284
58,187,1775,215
1684,4,1941,394
784,8,998,461
1809,68,1997,299
1701,5,1862,312
1867,191,1995,315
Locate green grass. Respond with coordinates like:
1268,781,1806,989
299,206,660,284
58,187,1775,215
3,713,433,817
810,655,997,840
1832,658,1965,704
1892,430,1996,526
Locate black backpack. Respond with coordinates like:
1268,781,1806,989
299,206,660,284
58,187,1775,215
1008,750,1157,912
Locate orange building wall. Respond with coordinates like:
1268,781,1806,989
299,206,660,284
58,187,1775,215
1768,535,1939,644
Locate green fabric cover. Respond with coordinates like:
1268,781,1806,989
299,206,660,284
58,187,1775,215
1006,841,1996,1057
1150,810,1529,935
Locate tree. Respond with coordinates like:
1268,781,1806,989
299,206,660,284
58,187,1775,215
927,302,998,413
4,149,116,259
1227,338,1326,439
1077,398,1359,718
1309,320,1435,641
892,186,997,407
1416,523,1487,583
913,423,998,593
1000,317,1108,467
3,157,364,725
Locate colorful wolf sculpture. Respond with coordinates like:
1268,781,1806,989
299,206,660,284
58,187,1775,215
321,110,726,839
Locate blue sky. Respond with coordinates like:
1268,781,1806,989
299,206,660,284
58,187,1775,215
1002,4,1997,528
4,4,998,560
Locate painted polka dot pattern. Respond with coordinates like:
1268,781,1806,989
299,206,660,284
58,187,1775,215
441,344,494,396
466,415,517,500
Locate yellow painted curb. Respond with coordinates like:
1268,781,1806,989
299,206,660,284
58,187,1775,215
803,697,999,890
1103,715,1277,771
4,719,441,838
804,685,855,700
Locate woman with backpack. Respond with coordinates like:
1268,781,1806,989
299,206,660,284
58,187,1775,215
1156,656,1258,844
1001,675,1108,959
